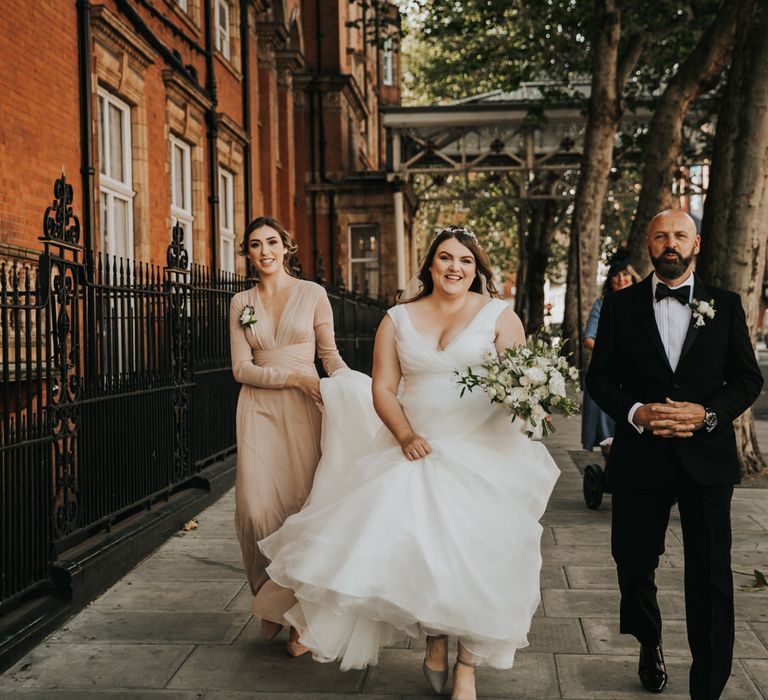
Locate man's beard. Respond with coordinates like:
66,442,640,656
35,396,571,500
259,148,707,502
650,248,694,279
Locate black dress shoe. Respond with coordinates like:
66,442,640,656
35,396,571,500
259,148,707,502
638,643,668,693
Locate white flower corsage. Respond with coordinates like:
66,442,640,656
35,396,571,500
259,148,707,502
689,298,715,328
240,305,258,330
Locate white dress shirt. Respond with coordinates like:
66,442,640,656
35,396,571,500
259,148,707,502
628,272,694,432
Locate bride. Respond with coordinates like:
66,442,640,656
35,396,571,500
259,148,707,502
259,227,559,699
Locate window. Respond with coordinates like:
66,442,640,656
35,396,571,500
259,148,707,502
349,224,380,296
175,0,188,11
218,168,235,273
382,38,394,86
170,136,193,266
97,89,134,261
215,0,231,60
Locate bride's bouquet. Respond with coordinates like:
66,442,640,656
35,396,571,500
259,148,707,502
455,335,580,439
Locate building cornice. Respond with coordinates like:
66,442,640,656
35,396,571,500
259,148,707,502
216,113,249,145
91,4,156,69
163,68,213,111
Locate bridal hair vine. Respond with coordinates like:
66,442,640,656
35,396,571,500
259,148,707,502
439,225,478,242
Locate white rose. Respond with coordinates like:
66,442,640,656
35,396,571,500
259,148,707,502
487,386,497,399
523,367,547,386
532,403,548,422
535,385,549,400
569,366,580,381
548,372,566,398
519,374,531,387
510,387,529,403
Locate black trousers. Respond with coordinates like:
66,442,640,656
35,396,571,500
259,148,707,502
611,463,734,700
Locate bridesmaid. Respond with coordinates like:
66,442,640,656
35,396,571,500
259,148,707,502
229,216,347,656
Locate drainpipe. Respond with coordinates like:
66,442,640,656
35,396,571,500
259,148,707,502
240,0,252,226
77,0,95,254
204,0,219,271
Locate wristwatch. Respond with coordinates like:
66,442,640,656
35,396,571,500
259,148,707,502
703,406,718,432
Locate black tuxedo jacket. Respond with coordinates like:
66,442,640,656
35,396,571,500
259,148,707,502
586,274,763,487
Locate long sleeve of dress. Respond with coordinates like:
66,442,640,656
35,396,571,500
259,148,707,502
314,290,347,376
230,294,289,389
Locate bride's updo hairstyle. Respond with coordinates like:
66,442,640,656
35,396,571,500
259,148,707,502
406,226,498,301
239,216,299,273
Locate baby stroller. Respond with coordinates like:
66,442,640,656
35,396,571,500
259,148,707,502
582,440,612,510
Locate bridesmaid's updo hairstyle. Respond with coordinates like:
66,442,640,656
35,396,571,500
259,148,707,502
239,216,299,272
409,226,498,301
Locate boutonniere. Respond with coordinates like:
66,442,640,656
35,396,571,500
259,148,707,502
689,298,716,328
240,305,258,332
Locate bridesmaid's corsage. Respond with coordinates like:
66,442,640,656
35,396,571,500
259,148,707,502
240,305,258,333
689,298,715,328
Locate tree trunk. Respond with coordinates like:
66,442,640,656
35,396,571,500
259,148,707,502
524,198,559,335
563,0,644,366
698,0,768,478
626,1,742,277
514,199,528,320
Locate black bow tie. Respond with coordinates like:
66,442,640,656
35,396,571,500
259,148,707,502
655,283,691,305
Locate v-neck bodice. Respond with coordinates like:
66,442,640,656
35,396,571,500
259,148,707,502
230,280,346,381
390,298,507,371
387,297,508,438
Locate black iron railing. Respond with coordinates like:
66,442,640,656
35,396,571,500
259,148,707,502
0,174,387,612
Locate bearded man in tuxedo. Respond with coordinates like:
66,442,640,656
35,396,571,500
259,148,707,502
586,209,763,699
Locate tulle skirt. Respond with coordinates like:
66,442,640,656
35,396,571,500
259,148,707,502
259,369,560,670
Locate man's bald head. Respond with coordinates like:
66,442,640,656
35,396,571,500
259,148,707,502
646,209,700,284
646,209,698,240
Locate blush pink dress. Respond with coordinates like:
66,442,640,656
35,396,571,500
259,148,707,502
229,279,346,624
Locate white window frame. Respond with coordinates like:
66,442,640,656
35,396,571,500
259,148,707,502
170,135,194,266
348,224,380,296
218,167,235,273
215,0,231,60
97,88,134,261
383,38,394,86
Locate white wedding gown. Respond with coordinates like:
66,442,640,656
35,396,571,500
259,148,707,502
259,299,560,670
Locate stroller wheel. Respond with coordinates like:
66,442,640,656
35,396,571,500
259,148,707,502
583,463,605,510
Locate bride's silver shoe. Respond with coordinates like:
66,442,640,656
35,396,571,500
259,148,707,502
423,635,449,693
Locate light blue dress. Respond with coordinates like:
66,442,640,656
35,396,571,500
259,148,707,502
581,297,615,450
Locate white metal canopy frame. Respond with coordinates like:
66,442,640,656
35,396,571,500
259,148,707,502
382,84,707,293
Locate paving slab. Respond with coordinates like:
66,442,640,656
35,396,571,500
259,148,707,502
153,536,244,560
48,610,251,645
564,566,684,590
742,658,768,696
581,618,768,658
555,654,762,699
362,648,560,697
166,644,365,693
89,580,245,613
542,589,686,620
129,556,246,582
523,617,588,654
0,642,194,691
0,692,202,699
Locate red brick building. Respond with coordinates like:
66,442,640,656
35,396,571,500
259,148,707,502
0,0,414,299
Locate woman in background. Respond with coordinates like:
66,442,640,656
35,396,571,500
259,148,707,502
581,249,639,451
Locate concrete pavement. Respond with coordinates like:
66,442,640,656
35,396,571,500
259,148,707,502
1,415,767,699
